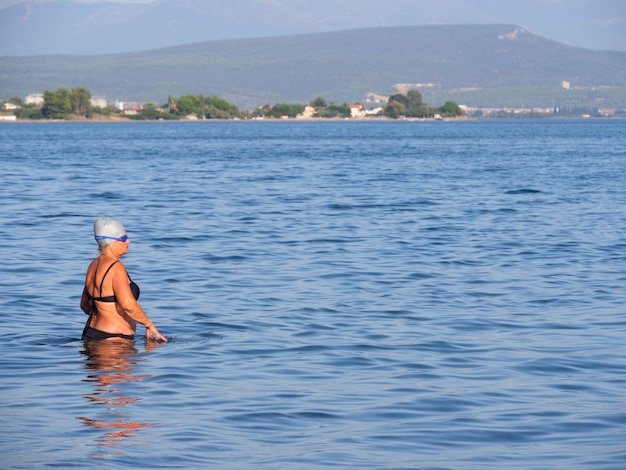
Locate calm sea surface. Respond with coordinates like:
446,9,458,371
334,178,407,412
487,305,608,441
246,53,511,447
1,120,625,469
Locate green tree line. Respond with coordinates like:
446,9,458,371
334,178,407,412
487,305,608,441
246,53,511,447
3,87,94,119
383,90,464,118
43,87,93,119
3,87,464,120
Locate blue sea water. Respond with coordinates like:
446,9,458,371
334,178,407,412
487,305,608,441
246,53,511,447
0,119,625,469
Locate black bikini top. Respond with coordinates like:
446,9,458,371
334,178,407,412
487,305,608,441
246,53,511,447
84,260,140,303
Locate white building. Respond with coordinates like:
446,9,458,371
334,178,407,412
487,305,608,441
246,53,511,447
90,97,109,108
296,105,316,119
365,107,383,116
25,93,44,106
115,100,144,114
349,104,366,118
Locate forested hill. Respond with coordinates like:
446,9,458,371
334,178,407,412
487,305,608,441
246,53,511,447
2,24,626,109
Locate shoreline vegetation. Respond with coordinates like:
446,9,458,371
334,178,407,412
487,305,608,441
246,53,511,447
4,113,624,123
2,87,464,122
2,86,623,122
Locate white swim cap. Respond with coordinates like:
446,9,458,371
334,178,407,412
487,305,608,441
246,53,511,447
94,217,126,246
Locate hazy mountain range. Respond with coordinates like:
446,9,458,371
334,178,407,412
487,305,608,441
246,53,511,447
1,0,625,56
2,24,625,110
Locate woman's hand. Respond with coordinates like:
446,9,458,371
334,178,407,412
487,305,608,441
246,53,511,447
146,324,168,342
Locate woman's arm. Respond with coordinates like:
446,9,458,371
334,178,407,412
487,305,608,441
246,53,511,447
80,286,92,315
80,261,97,315
112,263,168,342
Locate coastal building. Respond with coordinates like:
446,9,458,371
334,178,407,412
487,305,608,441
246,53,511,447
116,100,144,115
90,97,109,108
25,93,44,106
349,104,366,118
365,107,383,116
296,106,316,119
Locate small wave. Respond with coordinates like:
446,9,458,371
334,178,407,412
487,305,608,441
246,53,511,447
40,212,85,219
89,191,124,199
505,188,542,194
202,254,248,262
326,203,353,210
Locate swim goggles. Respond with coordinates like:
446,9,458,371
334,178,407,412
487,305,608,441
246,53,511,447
95,234,129,242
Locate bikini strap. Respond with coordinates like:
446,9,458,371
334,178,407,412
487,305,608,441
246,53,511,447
97,260,120,298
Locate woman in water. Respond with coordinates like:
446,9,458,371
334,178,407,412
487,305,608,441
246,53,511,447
81,217,167,342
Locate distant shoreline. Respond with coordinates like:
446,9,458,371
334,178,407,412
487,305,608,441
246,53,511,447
3,116,624,124
2,116,475,123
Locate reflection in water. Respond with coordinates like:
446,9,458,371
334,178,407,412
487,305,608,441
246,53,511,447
78,339,161,455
